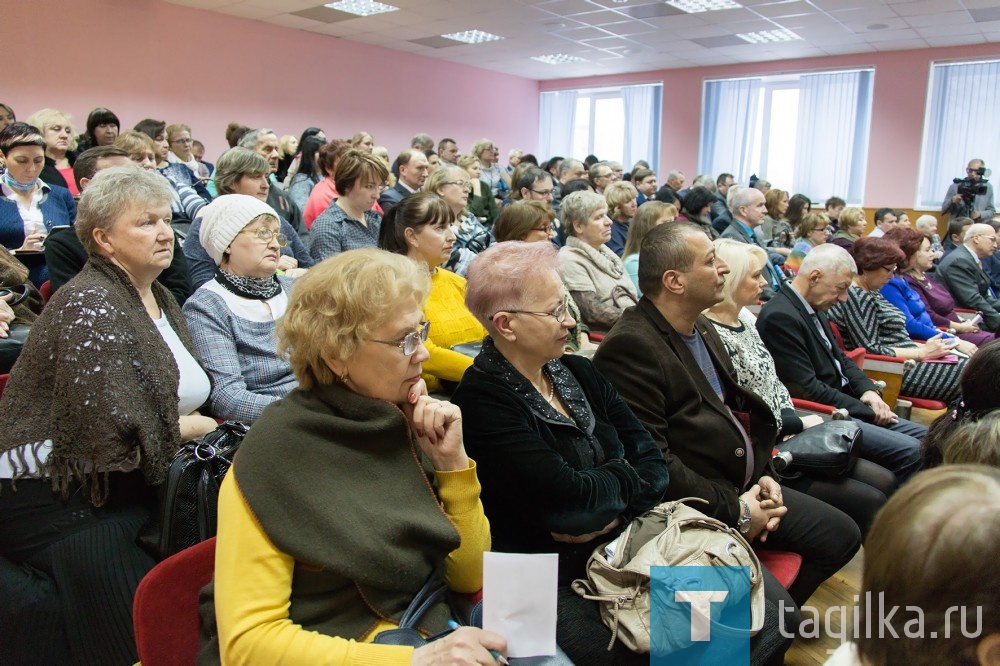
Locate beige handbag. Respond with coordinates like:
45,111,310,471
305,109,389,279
571,497,765,655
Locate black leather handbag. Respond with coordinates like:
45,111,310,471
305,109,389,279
773,419,861,479
150,421,248,559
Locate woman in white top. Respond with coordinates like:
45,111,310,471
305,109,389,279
470,138,510,198
183,195,298,424
0,166,214,664
557,190,637,333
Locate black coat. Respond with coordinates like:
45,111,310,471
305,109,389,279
935,245,1000,332
593,299,777,526
377,182,412,212
756,287,878,420
452,340,668,582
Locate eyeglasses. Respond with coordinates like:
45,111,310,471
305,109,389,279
974,234,998,245
494,298,570,323
530,188,554,197
532,224,554,235
882,264,898,272
370,321,430,356
171,138,193,145
595,172,613,179
238,228,288,247
443,180,472,191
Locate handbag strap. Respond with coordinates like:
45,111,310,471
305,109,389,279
0,284,30,308
397,569,448,629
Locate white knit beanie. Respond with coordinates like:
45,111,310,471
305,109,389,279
198,194,279,265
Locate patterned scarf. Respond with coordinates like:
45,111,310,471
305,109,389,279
3,170,39,192
214,268,282,300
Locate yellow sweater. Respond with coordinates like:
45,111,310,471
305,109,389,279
422,268,487,392
213,461,490,665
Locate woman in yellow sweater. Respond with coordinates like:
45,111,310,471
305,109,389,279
379,192,487,392
205,249,505,664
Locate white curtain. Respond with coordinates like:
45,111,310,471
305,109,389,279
918,60,1000,208
792,70,873,203
699,78,762,184
622,84,661,171
538,91,578,161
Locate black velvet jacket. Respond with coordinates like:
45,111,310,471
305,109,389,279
451,338,668,582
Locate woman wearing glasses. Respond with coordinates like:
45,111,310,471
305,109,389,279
182,195,298,424
205,247,513,664
451,240,671,664
425,165,492,277
828,236,966,403
379,193,487,394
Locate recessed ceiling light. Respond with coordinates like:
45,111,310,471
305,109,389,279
867,23,889,30
737,28,802,43
442,30,504,44
666,0,741,13
323,0,399,17
531,53,589,65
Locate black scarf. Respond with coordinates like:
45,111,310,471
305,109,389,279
214,268,282,300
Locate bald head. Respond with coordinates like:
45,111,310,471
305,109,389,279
964,222,998,259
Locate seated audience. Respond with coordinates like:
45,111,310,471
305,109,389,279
452,240,720,664
192,139,214,176
203,248,508,664
935,222,1000,332
425,165,492,277
867,207,897,238
941,412,1000,466
470,138,510,198
185,148,312,288
882,226,992,349
827,236,965,403
494,200,593,353
706,239,894,537
913,214,945,258
458,155,499,228
784,212,831,276
286,135,326,212
604,180,638,256
166,122,209,182
759,188,791,252
592,223,861,628
135,118,213,202
720,186,783,300
829,206,865,253
622,200,676,297
922,339,1000,467
75,107,119,152
632,167,657,205
0,122,76,285
677,185,719,239
310,149,387,262
825,465,1000,666
0,167,216,665
182,195,298,424
756,244,925,484
350,130,374,153
378,192,486,393
117,130,207,225
237,129,305,236
275,133,298,183
824,196,845,232
26,108,79,195
942,216,973,257
0,102,15,131
302,138,349,229
44,145,193,304
558,190,637,332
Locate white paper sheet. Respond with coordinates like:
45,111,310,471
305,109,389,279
483,552,559,658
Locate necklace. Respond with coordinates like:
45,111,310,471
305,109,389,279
539,368,555,403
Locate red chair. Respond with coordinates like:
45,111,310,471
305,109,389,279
133,537,216,666
755,550,802,590
0,373,8,398
39,280,52,305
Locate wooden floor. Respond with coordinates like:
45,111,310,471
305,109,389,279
784,407,941,664
784,548,863,665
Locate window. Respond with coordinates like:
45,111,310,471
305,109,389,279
539,84,661,170
699,69,873,204
917,59,1000,209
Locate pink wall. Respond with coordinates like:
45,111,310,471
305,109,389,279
540,44,1000,208
3,0,539,164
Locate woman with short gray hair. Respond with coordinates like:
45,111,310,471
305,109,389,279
0,166,217,664
558,190,637,332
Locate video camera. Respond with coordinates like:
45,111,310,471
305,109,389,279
953,165,989,203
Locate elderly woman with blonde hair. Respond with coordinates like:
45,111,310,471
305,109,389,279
705,238,895,536
451,240,668,664
604,180,638,257
425,164,492,277
558,190,637,333
470,138,510,198
203,247,511,665
26,108,79,194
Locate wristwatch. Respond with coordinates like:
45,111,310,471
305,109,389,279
737,499,752,535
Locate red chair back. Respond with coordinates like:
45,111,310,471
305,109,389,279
133,537,216,666
39,280,52,305
0,374,8,398
756,550,802,590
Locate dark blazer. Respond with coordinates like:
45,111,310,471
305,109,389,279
720,219,779,300
44,226,193,306
935,245,1000,331
452,344,668,582
377,182,412,212
593,299,777,526
756,287,878,420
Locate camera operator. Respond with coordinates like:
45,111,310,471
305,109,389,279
942,158,995,222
